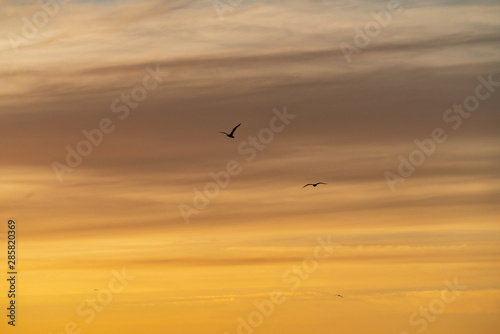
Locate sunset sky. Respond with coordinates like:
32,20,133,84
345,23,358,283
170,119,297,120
1,0,499,333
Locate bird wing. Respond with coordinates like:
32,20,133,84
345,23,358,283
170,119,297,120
219,131,229,135
229,123,241,135
317,182,327,185
302,184,313,188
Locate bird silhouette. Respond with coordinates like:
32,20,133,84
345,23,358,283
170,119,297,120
302,182,326,188
337,294,343,298
219,123,241,138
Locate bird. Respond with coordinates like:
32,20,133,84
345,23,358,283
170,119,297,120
337,294,343,298
219,123,241,138
302,182,326,188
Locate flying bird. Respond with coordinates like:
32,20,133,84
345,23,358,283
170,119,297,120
219,123,241,139
337,294,343,298
302,182,326,188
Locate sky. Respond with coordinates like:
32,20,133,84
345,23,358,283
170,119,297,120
0,0,499,333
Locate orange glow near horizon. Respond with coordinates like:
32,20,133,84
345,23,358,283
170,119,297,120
1,0,500,333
